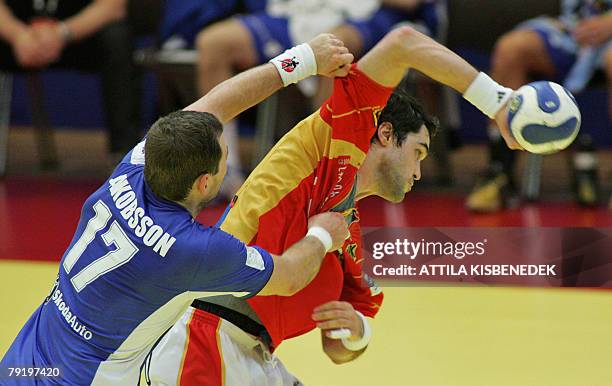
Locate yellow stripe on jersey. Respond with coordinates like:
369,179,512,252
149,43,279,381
216,321,226,386
325,103,384,123
328,138,366,169
221,111,331,243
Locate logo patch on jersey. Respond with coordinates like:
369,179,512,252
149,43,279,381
245,246,265,270
328,156,351,200
345,243,358,261
338,157,350,166
280,57,299,73
130,140,146,165
44,273,60,305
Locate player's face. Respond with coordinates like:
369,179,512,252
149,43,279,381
377,125,429,203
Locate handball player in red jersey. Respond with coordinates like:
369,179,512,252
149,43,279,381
148,25,520,386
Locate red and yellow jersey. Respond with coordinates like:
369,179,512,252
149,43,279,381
220,64,390,348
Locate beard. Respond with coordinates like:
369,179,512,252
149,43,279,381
377,154,409,203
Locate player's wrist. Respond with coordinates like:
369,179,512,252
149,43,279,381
306,226,333,253
341,311,371,351
463,72,513,119
347,318,365,341
269,43,317,87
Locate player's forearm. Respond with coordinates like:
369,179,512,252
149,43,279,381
63,0,126,42
397,27,478,92
258,236,327,296
358,26,478,91
0,1,27,44
184,63,284,123
322,333,366,364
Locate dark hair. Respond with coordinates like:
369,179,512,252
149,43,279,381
372,90,439,146
144,111,223,202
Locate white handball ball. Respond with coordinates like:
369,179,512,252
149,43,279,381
508,81,581,154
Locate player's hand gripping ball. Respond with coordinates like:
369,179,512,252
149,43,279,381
508,81,581,154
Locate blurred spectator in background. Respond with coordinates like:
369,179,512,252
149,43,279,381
467,0,612,212
160,0,447,198
159,0,265,50
0,0,142,162
333,0,445,57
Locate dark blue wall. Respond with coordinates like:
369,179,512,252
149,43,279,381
9,70,158,132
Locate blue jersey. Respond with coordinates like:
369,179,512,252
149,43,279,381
0,141,274,385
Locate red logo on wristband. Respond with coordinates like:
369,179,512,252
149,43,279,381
280,57,300,72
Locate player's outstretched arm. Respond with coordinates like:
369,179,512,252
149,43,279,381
258,212,348,296
184,33,353,124
357,26,522,149
357,26,477,90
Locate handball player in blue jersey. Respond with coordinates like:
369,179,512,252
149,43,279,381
0,34,354,385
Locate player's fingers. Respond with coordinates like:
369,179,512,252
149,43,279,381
312,309,351,321
335,45,349,54
502,132,524,151
331,38,344,47
329,62,352,78
322,33,339,45
329,64,351,78
495,108,524,151
316,318,352,331
338,52,354,66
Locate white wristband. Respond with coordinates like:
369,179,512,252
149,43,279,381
341,311,372,351
269,43,317,87
463,72,513,119
306,226,333,252
328,328,351,339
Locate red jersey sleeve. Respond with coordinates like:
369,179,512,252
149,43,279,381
319,64,394,153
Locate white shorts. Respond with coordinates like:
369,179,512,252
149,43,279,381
146,306,303,386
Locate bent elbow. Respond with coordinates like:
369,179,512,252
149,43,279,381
384,25,427,64
386,25,418,47
392,25,418,39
